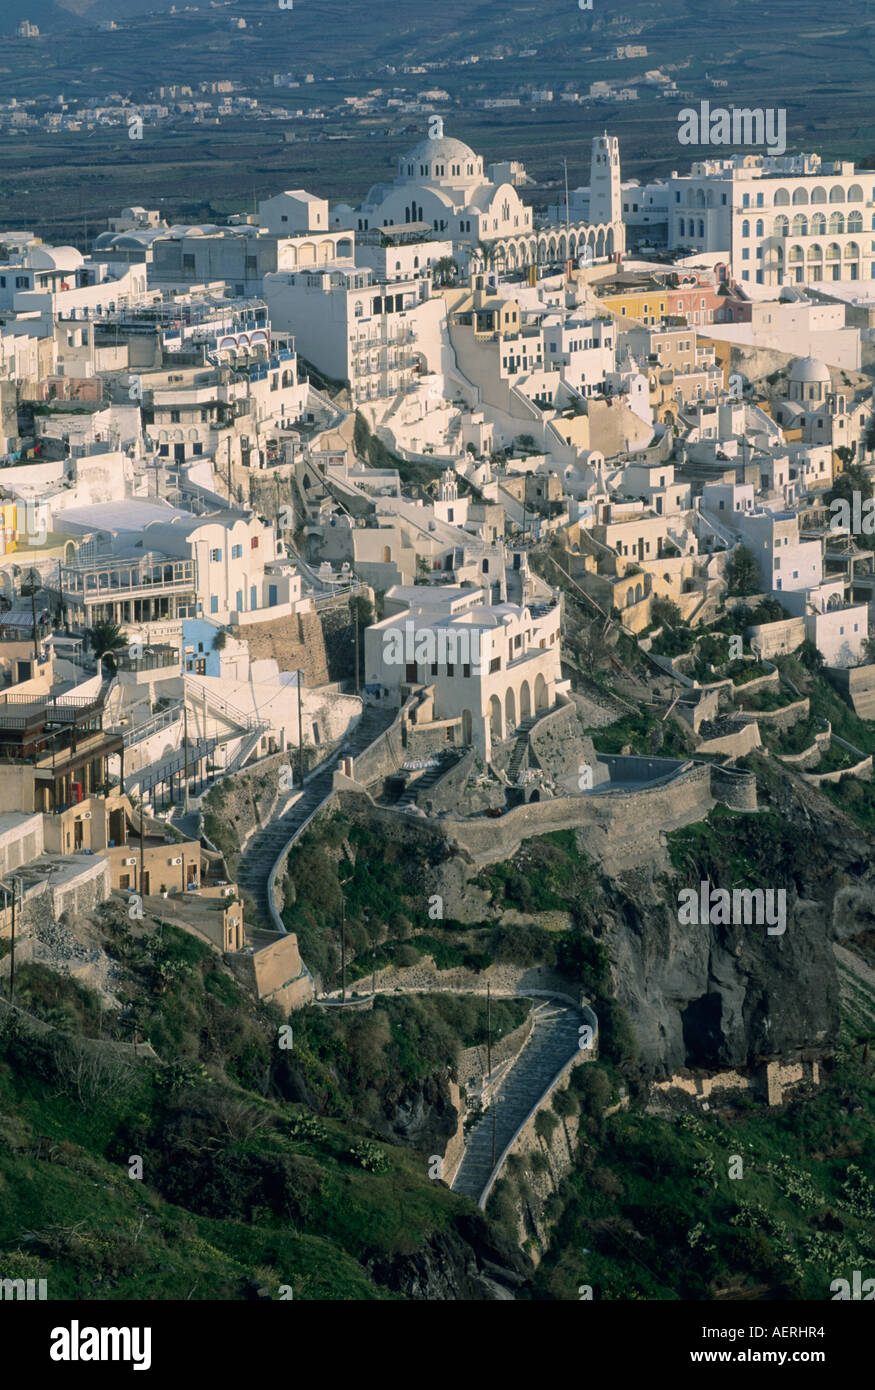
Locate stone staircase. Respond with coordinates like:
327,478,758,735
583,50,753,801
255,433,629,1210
236,707,394,929
396,751,460,811
451,1000,583,1206
506,716,537,785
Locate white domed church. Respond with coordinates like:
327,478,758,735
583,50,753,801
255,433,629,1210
333,121,625,273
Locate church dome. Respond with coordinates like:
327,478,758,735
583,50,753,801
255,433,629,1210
404,135,477,166
397,131,484,186
789,355,830,384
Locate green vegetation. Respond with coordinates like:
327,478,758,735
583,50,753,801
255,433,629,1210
533,1049,875,1300
666,804,818,893
588,708,693,758
736,686,801,713
473,830,594,914
726,544,760,597
819,774,875,831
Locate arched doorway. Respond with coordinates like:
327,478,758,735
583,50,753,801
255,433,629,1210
489,695,503,743
519,680,531,720
534,673,548,712
505,687,516,734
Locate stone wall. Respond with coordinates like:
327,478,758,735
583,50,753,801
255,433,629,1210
336,754,754,875
438,761,716,870
735,696,809,732
225,934,314,1013
748,617,806,659
202,751,298,869
348,707,407,786
696,721,760,759
490,1053,591,1259
709,765,759,811
456,1014,535,1102
320,603,359,683
236,610,329,687
651,1058,820,1108
3,858,112,939
826,663,875,720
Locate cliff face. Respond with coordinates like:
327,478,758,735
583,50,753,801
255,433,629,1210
597,867,839,1072
366,1212,531,1300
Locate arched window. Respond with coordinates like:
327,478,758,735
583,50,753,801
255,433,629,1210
848,183,864,202
792,214,808,236
829,211,845,234
774,188,790,206
773,214,789,237
810,212,826,235
829,186,846,203
755,219,764,236
792,188,809,205
742,219,750,237
847,211,863,233
810,185,827,205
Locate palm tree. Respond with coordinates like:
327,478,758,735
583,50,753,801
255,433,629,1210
19,567,42,664
433,256,458,287
86,621,127,674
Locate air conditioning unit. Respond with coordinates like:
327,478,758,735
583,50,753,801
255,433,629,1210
82,811,92,820
125,857,138,866
169,856,182,866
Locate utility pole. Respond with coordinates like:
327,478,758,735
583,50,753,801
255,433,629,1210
296,669,304,787
8,878,19,1005
183,699,190,814
351,597,360,695
491,1095,497,1170
340,892,346,1004
486,981,492,1079
563,157,570,236
139,795,145,897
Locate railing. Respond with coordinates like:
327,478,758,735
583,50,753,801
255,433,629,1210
115,647,179,673
117,702,184,748
185,679,269,734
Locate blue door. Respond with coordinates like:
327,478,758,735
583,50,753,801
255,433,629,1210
250,585,257,609
235,589,243,611
268,584,278,606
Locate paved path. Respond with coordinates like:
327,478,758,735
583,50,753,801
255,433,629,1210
236,707,394,929
451,999,584,1206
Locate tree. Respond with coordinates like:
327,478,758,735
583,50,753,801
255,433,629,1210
651,594,683,629
826,461,872,508
433,256,458,288
726,544,759,597
797,639,824,672
534,1109,559,1149
552,1087,580,1160
86,621,127,673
